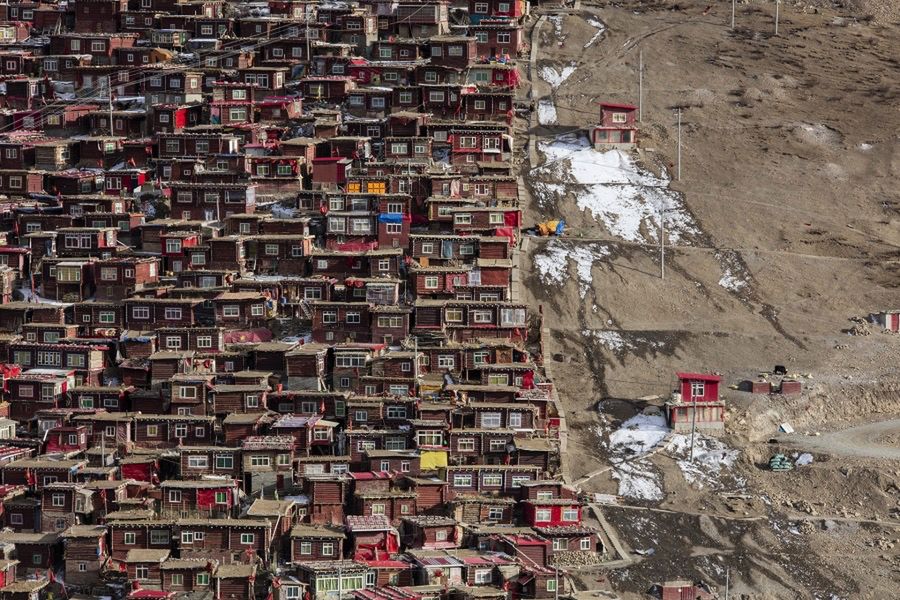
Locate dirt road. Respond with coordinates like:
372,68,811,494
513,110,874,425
776,419,900,460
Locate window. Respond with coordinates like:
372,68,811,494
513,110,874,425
385,406,406,419
482,473,503,487
445,309,463,322
563,508,579,521
240,533,255,545
125,532,138,546
488,373,509,386
474,570,492,584
346,312,361,324
222,306,240,318
215,455,234,469
357,440,375,452
386,223,402,234
250,304,265,317
196,573,210,586
428,91,445,102
690,381,705,398
131,306,150,320
322,542,334,555
437,355,455,369
480,413,502,428
146,425,159,437
453,474,472,487
489,212,504,225
38,352,61,367
399,91,412,104
417,431,442,447
547,580,557,592
174,424,187,438
171,573,184,586
401,461,410,472
164,308,182,321
424,276,439,290
475,2,488,13
168,490,182,503
276,454,291,466
250,455,270,467
187,456,208,469
457,438,475,452
66,354,85,368
52,494,65,507
215,492,228,504
9,513,22,525
335,353,367,369
580,537,592,550
150,530,168,545
508,412,523,428
535,509,553,522
91,41,105,52
300,541,312,555
487,507,505,520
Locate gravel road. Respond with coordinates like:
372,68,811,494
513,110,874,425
776,419,900,460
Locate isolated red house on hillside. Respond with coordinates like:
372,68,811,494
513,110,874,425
591,102,638,149
666,372,725,434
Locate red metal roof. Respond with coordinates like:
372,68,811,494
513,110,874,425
599,102,638,110
364,560,408,568
675,372,722,382
349,471,391,480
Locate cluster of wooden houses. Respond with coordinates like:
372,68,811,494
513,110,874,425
0,0,607,599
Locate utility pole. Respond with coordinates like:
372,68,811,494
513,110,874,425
107,76,114,137
725,567,730,600
659,206,665,280
676,108,682,181
689,390,698,462
638,49,643,123
731,0,735,30
774,0,780,35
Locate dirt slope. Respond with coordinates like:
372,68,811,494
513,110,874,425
519,1,900,597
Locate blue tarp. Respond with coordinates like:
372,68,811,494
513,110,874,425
378,213,404,223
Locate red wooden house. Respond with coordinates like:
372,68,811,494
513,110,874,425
666,372,725,434
591,103,638,149
521,499,583,527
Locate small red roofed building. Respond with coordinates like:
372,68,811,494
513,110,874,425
345,514,400,560
666,372,725,434
591,103,638,149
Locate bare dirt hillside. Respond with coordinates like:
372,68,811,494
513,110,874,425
518,1,900,597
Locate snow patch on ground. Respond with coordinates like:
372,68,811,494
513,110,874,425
539,64,577,89
537,98,558,125
534,134,698,243
583,329,666,353
719,269,747,292
610,414,669,455
611,460,664,501
715,251,750,294
584,17,606,48
531,181,566,209
533,240,609,297
548,15,566,41
667,432,741,490
858,142,872,151
606,413,669,501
